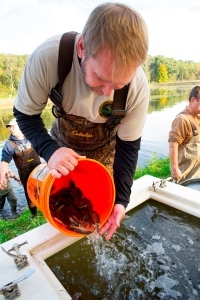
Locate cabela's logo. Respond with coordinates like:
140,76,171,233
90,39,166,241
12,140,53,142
72,130,93,138
99,101,113,119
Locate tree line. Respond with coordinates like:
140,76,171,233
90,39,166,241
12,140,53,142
0,53,200,98
0,54,28,98
144,55,200,83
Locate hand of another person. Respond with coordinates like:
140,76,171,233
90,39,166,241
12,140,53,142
48,147,85,178
172,168,182,182
99,204,126,241
7,170,19,180
0,163,8,190
6,170,21,185
0,176,8,190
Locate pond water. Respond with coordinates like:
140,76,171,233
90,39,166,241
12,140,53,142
45,199,200,300
0,85,194,218
139,86,190,166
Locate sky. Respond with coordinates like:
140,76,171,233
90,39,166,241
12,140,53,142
0,0,200,63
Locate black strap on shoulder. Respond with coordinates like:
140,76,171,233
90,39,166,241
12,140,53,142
49,31,129,129
49,31,78,116
57,32,78,92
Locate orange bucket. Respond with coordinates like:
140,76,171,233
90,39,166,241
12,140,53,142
27,158,115,237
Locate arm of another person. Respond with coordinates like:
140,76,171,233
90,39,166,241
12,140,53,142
169,142,182,181
100,67,149,241
0,161,9,188
100,135,141,240
0,140,15,188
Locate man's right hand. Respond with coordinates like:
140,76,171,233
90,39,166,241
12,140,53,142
172,168,182,182
48,147,85,178
0,176,8,190
169,146,182,183
0,162,9,190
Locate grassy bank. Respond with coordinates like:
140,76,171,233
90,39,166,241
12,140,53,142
135,153,170,180
0,210,46,243
0,155,171,244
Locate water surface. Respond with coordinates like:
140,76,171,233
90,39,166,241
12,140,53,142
46,200,200,300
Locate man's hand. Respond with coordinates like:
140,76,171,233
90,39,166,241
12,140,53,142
0,161,9,189
48,147,85,178
0,176,8,190
6,170,21,185
169,145,182,182
99,204,126,241
172,167,182,182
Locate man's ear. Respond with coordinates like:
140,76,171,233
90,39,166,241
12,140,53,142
191,96,196,103
77,36,84,59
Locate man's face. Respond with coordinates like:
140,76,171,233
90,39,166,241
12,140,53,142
192,97,200,115
7,125,21,137
78,38,136,97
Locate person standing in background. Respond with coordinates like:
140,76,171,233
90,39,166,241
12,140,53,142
168,85,200,183
0,119,41,217
0,170,19,217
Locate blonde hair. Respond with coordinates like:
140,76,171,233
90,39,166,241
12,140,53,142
82,2,149,72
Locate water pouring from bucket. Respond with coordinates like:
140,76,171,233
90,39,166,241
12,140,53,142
27,158,115,237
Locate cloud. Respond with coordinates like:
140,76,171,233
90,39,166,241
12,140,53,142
0,0,200,62
144,3,200,62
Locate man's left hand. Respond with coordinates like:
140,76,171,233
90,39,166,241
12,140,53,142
99,204,126,241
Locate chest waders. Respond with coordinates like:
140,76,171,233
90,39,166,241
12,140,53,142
51,117,117,174
10,141,41,211
50,32,129,173
178,114,200,183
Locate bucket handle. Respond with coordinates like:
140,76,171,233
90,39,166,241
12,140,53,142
36,164,49,196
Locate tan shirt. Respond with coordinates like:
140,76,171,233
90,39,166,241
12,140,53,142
168,108,200,148
15,34,149,142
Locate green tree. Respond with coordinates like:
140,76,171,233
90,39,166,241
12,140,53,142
0,54,28,98
0,53,200,97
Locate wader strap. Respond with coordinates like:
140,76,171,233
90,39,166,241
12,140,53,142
50,31,78,116
58,31,78,91
10,140,21,154
104,84,129,130
49,31,129,130
179,112,198,136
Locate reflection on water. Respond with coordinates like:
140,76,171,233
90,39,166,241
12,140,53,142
0,86,195,167
139,100,188,166
45,200,200,300
148,85,190,113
